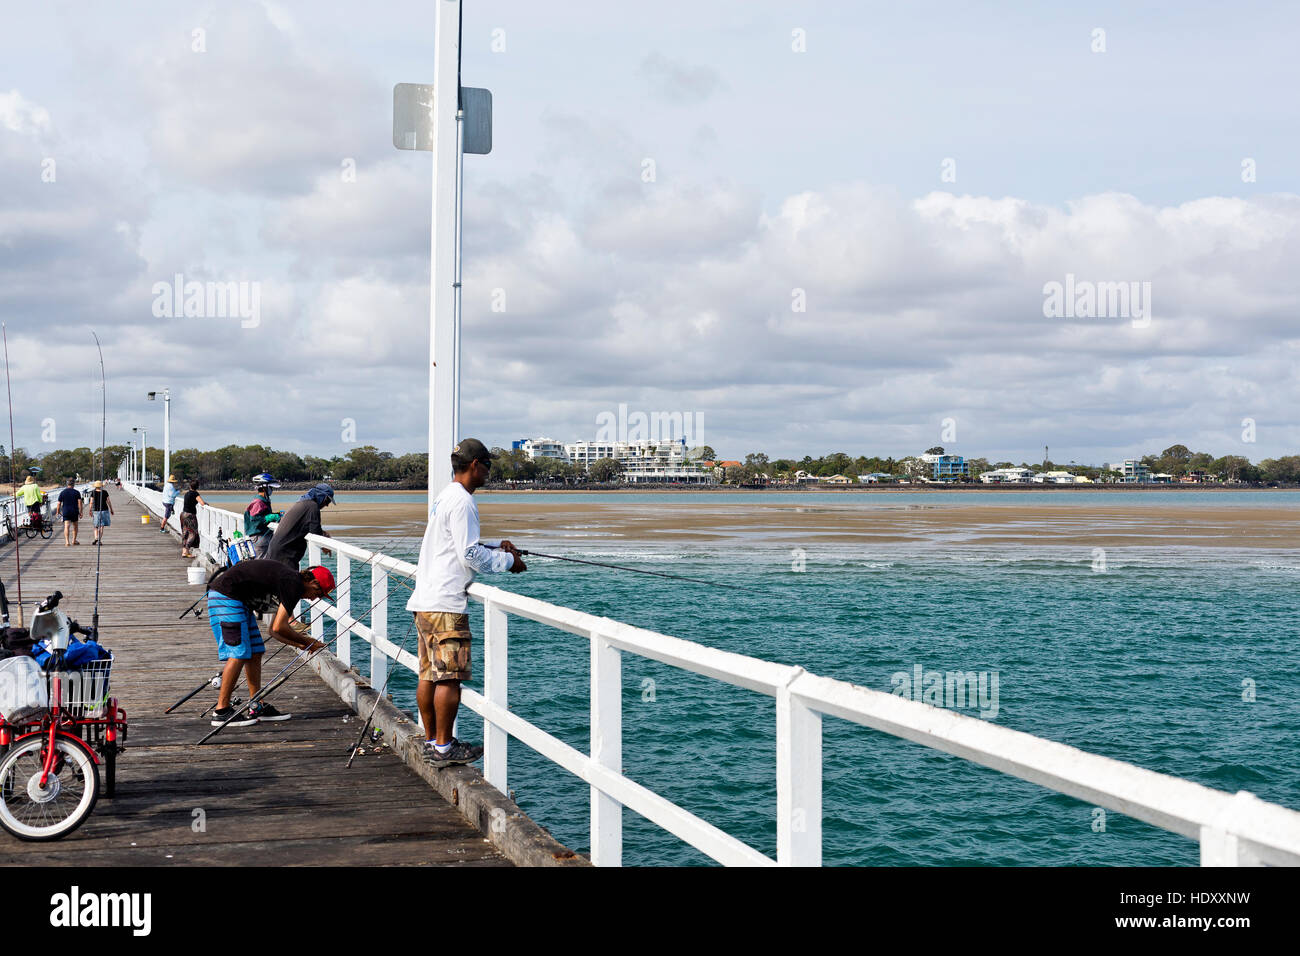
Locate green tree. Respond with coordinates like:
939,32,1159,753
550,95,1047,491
588,458,622,483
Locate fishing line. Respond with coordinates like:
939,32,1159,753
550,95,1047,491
489,544,760,593
345,618,418,768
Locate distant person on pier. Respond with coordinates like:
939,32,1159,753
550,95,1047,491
265,483,334,569
243,472,282,558
407,439,525,767
90,480,114,546
160,473,179,533
56,478,82,546
206,558,331,727
180,480,205,558
17,475,44,527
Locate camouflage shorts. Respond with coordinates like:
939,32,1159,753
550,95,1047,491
414,611,472,683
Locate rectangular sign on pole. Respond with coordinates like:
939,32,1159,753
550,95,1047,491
461,87,492,154
394,83,492,154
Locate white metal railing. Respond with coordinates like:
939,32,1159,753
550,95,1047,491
119,476,240,553
113,481,1300,866
298,533,1300,868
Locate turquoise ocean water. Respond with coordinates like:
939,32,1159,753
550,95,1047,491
297,492,1298,866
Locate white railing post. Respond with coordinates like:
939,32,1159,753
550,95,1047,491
308,541,324,645
1200,826,1240,866
590,633,623,866
335,553,351,667
370,565,388,691
776,675,822,866
483,598,508,793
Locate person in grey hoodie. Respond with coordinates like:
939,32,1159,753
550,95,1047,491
265,483,334,569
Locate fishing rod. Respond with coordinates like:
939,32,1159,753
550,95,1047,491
196,564,418,744
2,324,24,626
345,621,416,768
487,544,761,593
90,332,106,635
167,552,418,714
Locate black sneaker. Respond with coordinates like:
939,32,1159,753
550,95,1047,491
248,702,291,722
211,706,258,727
421,739,484,767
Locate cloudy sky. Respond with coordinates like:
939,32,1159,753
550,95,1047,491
3,0,1299,467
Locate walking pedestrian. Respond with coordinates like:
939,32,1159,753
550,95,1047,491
406,439,525,766
161,473,179,533
56,478,82,546
90,480,114,545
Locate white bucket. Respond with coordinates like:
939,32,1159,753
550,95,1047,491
187,566,206,586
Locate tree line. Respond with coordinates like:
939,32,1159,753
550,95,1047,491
4,441,1296,486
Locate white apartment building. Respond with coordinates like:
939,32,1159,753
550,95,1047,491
980,467,1036,484
513,437,567,460
1032,471,1082,484
514,436,714,483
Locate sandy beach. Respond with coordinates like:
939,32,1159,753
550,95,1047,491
288,492,1300,549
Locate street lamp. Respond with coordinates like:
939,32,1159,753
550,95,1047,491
148,389,170,488
132,427,147,484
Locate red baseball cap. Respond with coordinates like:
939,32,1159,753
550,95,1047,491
307,565,336,596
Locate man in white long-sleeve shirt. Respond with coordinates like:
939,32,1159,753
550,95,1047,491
406,438,526,766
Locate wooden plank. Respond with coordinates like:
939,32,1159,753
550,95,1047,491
0,498,511,867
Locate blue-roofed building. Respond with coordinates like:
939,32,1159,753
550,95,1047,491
918,453,969,481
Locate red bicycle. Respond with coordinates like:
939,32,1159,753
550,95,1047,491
0,592,127,840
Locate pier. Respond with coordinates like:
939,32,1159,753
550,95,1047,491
0,494,578,866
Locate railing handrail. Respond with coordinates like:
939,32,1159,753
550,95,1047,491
114,481,1300,866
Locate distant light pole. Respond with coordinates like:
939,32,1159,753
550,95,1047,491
132,426,147,484
148,390,170,486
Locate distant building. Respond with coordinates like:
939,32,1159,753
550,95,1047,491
917,453,968,481
980,467,1035,484
859,472,895,483
513,437,567,461
1033,471,1082,484
1107,459,1151,484
512,436,713,483
821,474,851,484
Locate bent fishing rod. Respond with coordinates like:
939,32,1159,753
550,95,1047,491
196,567,417,744
3,324,24,626
91,332,106,635
487,543,760,593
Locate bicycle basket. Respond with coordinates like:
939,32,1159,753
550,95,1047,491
49,654,113,719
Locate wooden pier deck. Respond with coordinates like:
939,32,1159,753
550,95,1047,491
0,496,510,866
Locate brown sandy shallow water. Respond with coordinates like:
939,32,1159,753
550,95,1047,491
267,492,1300,549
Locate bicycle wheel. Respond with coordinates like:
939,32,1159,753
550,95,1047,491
22,521,37,540
0,736,100,840
39,519,52,539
